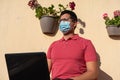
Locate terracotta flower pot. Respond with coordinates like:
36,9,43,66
106,25,120,37
40,15,58,34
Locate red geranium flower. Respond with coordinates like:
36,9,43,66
69,2,75,10
114,10,120,17
103,13,109,20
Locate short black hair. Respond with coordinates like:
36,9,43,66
60,10,77,22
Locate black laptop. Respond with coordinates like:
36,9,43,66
5,52,50,80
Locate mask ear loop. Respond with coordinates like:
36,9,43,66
71,20,77,29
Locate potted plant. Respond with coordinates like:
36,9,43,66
103,10,120,36
28,0,75,34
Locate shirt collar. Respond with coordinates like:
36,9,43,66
60,34,79,41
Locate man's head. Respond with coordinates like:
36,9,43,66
60,10,77,22
59,10,78,35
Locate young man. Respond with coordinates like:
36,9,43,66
47,10,98,80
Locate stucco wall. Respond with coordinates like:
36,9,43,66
0,0,120,80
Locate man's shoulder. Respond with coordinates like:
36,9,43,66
78,36,90,42
76,36,94,47
50,38,62,46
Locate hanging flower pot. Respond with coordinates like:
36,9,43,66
28,0,76,34
106,25,120,37
40,15,58,34
102,10,120,37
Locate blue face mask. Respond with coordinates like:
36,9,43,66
59,21,71,33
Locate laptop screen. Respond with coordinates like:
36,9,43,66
5,52,50,80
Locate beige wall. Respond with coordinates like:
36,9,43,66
0,0,120,80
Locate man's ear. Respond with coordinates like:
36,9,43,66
74,22,77,27
72,22,77,29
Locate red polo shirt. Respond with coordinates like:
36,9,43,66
47,34,97,79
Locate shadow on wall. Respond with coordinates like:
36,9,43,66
77,18,86,34
78,18,120,40
98,70,113,80
97,53,113,80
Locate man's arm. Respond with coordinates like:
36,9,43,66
47,59,52,72
47,59,52,80
71,61,99,80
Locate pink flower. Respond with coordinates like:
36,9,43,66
28,0,34,7
114,10,120,17
69,2,75,10
103,13,109,20
28,0,39,9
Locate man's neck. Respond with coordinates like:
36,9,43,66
63,33,75,40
